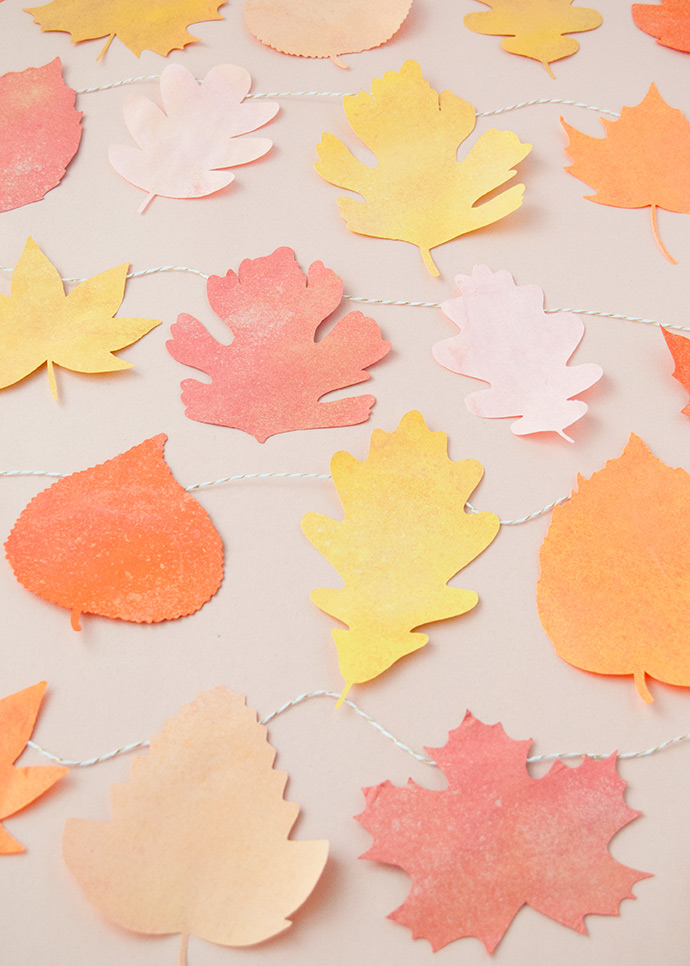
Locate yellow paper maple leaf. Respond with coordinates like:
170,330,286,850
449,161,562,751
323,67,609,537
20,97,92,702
0,238,160,400
302,411,500,703
25,0,227,59
315,61,532,276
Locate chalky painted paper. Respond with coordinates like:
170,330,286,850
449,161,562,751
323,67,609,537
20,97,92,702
537,434,690,702
316,60,531,276
0,237,160,400
662,327,690,415
109,64,278,213
167,247,391,442
5,435,224,630
63,688,328,960
432,265,603,440
358,712,649,952
0,59,82,212
302,411,500,703
632,0,690,52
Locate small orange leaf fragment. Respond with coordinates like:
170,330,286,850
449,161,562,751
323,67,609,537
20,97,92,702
662,327,690,416
632,0,690,53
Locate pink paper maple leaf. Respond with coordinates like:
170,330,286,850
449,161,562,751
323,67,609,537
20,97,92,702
357,712,650,953
432,265,603,440
166,247,391,442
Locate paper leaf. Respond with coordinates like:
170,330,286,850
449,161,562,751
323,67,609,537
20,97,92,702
302,411,500,702
0,59,82,212
243,0,413,68
357,711,649,952
537,434,690,702
25,0,227,59
562,83,690,263
315,60,531,277
632,0,690,52
5,435,224,630
432,265,603,440
0,682,68,855
464,0,602,77
167,247,391,442
0,238,160,401
662,327,690,415
109,63,278,213
63,687,328,954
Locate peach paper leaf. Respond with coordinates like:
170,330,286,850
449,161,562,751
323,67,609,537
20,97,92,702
0,58,82,212
632,0,690,52
357,712,649,952
662,327,690,415
63,687,329,957
109,63,278,213
432,265,603,440
537,434,690,702
167,247,391,442
302,411,500,703
5,435,224,630
562,83,690,263
315,60,531,277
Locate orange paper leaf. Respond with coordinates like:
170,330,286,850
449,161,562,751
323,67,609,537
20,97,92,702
537,434,690,702
662,327,690,415
632,1,690,52
0,682,68,854
5,435,224,630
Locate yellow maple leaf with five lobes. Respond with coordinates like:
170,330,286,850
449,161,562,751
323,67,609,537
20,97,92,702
24,0,227,60
0,238,161,400
302,411,500,704
316,61,532,277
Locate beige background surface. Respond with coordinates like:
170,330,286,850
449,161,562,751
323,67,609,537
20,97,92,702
2,1,690,963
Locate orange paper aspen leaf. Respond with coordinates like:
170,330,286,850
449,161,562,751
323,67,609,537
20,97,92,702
0,58,82,212
167,247,391,442
562,84,690,264
5,435,224,631
632,0,690,52
357,712,649,952
63,687,329,962
537,434,690,702
662,327,690,415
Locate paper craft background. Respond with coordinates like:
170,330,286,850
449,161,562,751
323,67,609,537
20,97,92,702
1,3,690,963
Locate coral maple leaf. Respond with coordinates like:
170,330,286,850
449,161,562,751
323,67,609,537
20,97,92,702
662,327,690,415
357,712,650,952
167,247,391,442
632,0,690,52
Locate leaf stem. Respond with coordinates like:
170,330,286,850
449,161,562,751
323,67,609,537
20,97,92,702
47,360,58,402
420,247,440,277
650,204,676,264
138,193,157,215
96,34,115,62
179,933,189,966
329,54,348,69
70,609,82,632
542,61,556,79
634,668,653,703
336,683,352,709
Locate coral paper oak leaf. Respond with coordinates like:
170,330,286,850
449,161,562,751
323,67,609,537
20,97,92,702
167,247,391,442
537,434,690,702
315,61,531,277
63,688,329,959
562,84,690,263
5,435,224,630
0,682,68,854
302,411,500,703
357,712,649,952
632,0,690,52
662,327,690,415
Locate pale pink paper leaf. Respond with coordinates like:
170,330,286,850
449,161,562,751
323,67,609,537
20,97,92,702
108,63,278,213
432,265,603,441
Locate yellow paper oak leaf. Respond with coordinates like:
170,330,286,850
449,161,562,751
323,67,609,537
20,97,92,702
0,238,160,400
302,411,500,703
315,61,532,277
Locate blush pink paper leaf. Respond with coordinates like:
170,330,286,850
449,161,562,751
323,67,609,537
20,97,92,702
166,247,391,442
357,712,650,953
108,63,278,213
0,58,82,212
432,266,602,440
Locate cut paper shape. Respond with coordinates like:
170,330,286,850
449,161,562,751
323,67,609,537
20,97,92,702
562,83,690,264
5,435,224,631
108,63,278,214
315,60,531,277
0,58,82,212
0,237,160,400
632,1,690,52
537,434,690,702
357,711,649,952
25,0,228,59
243,0,413,69
662,327,690,415
432,265,603,440
302,411,500,703
464,0,602,77
63,687,329,961
167,247,391,442
0,682,68,854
